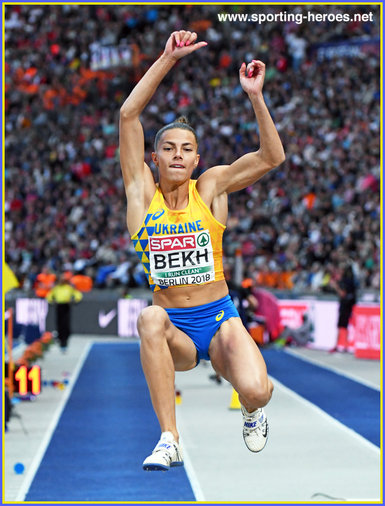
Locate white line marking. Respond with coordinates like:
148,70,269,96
179,435,205,501
271,375,381,454
284,348,380,391
15,341,93,501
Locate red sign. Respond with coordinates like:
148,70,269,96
279,303,310,329
352,305,381,360
149,235,196,251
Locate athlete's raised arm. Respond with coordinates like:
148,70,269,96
119,31,207,235
198,60,285,197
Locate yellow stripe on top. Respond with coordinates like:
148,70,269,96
132,180,226,292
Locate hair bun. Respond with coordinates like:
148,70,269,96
175,116,189,125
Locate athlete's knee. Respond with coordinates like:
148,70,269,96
241,374,273,408
137,305,169,338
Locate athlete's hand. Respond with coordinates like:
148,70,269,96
164,31,208,61
239,60,265,97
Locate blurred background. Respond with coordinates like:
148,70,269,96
4,3,380,349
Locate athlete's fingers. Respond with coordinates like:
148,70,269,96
178,30,189,47
239,62,247,77
172,31,181,47
169,30,207,56
187,40,208,53
246,62,254,77
174,30,186,47
252,60,266,74
185,31,198,47
179,31,192,47
246,60,265,78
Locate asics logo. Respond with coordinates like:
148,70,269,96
152,209,165,220
216,310,224,321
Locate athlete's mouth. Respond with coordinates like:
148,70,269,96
170,164,185,169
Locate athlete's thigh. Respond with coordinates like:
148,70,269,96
164,316,198,371
208,317,268,390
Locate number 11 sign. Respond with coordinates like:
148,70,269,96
14,365,41,396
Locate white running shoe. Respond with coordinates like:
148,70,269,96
142,431,184,471
241,405,269,452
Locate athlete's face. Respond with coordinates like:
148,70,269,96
152,129,199,182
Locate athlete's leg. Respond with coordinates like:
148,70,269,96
208,317,273,411
137,305,197,442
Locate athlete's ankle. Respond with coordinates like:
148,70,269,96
241,404,259,414
161,429,179,443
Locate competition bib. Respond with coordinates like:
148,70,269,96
149,230,215,287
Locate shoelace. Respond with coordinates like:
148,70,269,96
243,409,266,436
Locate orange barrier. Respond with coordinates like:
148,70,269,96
7,308,14,398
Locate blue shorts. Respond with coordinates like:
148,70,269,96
165,295,240,363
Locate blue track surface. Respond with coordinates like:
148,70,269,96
26,342,196,501
262,349,380,447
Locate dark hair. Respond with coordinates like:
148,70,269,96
154,116,198,150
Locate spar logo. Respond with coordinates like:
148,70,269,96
149,234,196,251
197,232,210,247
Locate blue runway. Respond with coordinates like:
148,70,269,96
26,342,196,501
262,349,380,447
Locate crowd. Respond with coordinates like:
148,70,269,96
5,5,380,296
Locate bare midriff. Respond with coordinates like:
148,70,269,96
152,279,229,308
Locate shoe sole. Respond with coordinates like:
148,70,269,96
143,461,184,471
244,435,268,453
143,463,169,471
243,425,269,453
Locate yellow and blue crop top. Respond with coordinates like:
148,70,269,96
131,180,226,292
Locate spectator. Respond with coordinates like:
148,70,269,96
46,273,83,352
70,272,93,292
329,263,358,353
34,265,56,298
275,313,314,347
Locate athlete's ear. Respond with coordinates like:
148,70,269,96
151,152,158,167
195,153,200,167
